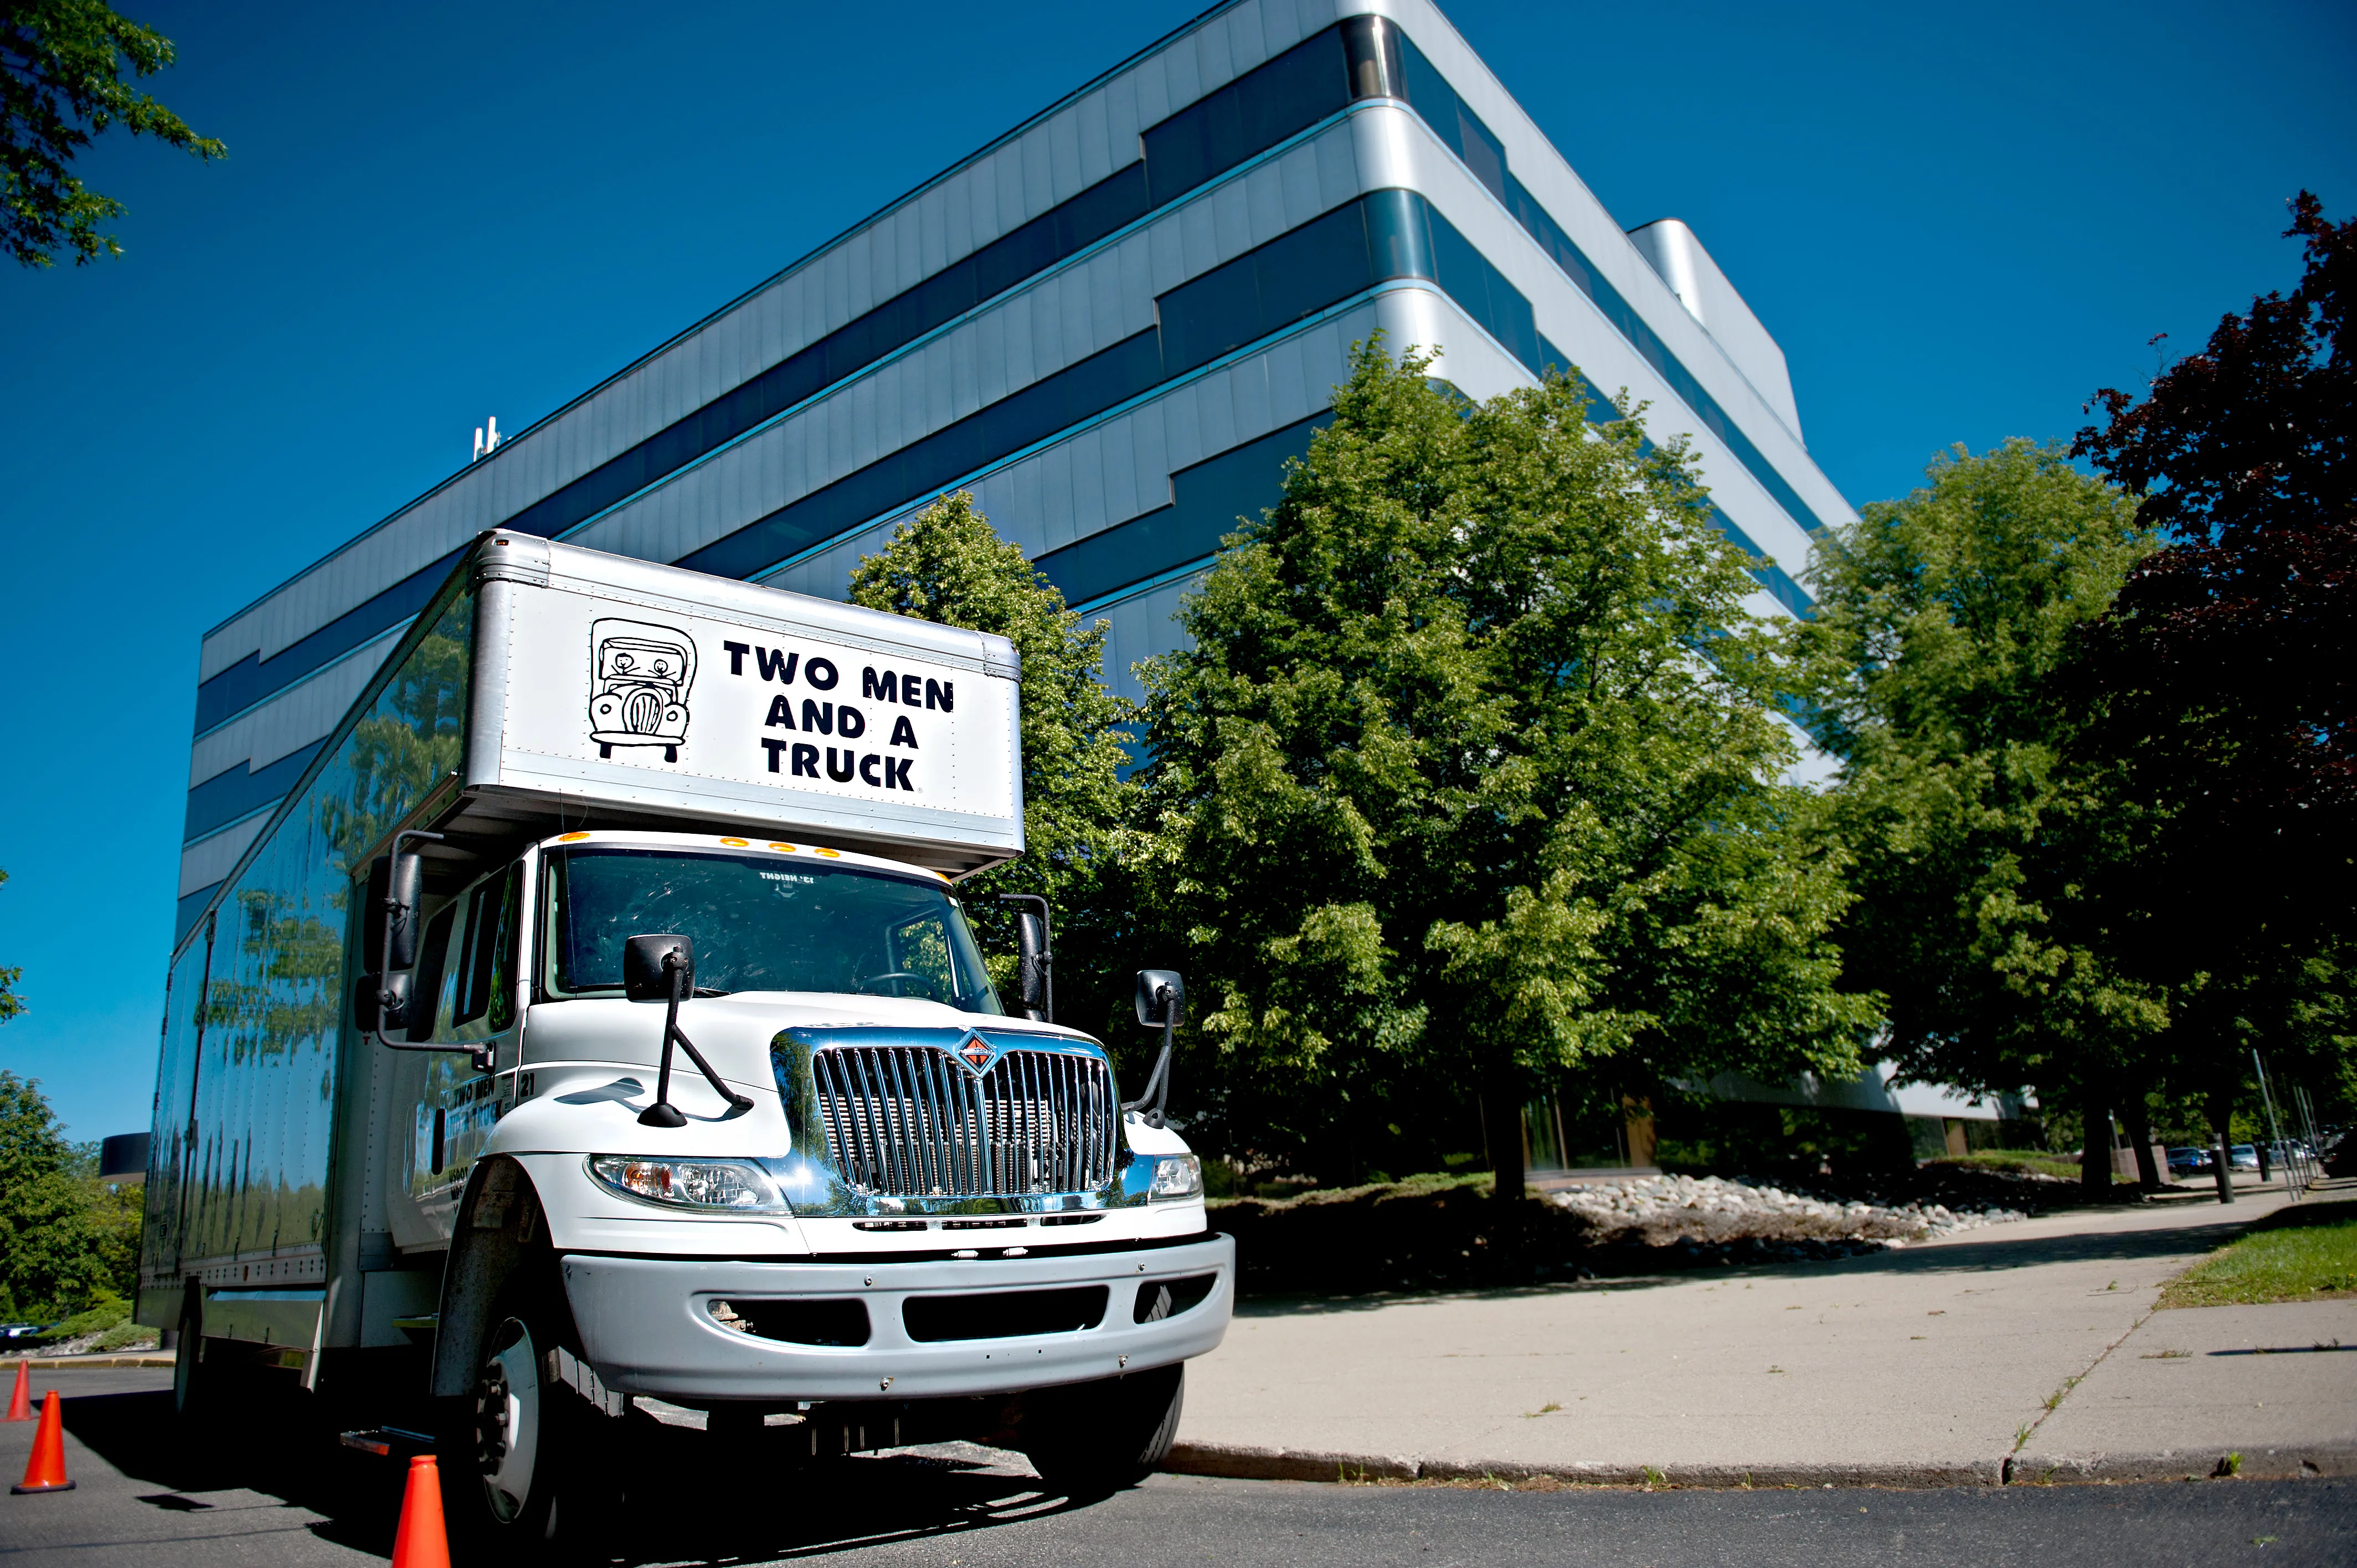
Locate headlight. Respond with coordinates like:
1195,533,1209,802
1148,1154,1203,1201
588,1156,786,1213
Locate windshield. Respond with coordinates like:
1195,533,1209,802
542,846,1002,1013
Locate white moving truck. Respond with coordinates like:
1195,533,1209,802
140,533,1229,1546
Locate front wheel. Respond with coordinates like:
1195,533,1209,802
474,1316,553,1530
444,1281,605,1557
1019,1364,1185,1495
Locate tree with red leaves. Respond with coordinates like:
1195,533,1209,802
2072,192,2356,1142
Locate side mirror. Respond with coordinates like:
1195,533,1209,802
1012,910,1048,1010
1134,969,1185,1029
1124,969,1185,1127
625,934,694,1002
354,971,414,1034
995,894,1054,1023
365,852,426,971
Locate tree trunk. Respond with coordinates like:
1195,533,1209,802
2122,1097,2163,1190
2078,1089,2113,1197
2207,1085,2237,1205
1482,1079,1528,1209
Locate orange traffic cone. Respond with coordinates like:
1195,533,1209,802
390,1453,450,1568
11,1390,73,1493
2,1361,29,1422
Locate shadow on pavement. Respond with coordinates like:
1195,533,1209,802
592,1447,1100,1565
1235,1209,2271,1317
1817,1214,2260,1277
60,1381,1108,1565
59,1385,405,1557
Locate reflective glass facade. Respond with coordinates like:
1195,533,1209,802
176,0,1852,951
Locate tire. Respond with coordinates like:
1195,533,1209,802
442,1271,606,1559
1020,1363,1185,1495
170,1291,214,1421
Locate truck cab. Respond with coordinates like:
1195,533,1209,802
378,828,1226,1534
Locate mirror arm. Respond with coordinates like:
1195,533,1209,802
640,953,753,1128
378,1037,495,1074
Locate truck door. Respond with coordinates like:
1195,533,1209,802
399,861,524,1244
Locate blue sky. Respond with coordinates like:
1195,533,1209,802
2,0,2352,1144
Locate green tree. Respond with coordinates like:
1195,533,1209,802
1133,342,1876,1201
846,492,1140,1033
0,884,138,1316
1797,440,2162,1190
0,1072,108,1319
2071,194,2357,1146
3,0,225,267
64,1141,140,1302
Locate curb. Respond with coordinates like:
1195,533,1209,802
0,1354,172,1370
2007,1446,2357,1484
1167,1443,1421,1483
1168,1440,2357,1489
1162,1442,2003,1489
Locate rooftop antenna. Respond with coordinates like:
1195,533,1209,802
471,415,501,462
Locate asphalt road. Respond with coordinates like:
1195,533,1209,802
0,1368,2350,1566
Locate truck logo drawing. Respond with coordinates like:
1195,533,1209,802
589,618,696,763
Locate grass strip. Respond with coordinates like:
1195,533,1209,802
1922,1150,2132,1183
2157,1201,2357,1308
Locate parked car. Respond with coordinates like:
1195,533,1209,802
2166,1146,2210,1177
0,1324,40,1344
2229,1143,2260,1170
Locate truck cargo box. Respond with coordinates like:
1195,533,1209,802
462,533,1022,873
141,532,1022,1316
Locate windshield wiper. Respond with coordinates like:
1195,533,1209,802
692,987,733,998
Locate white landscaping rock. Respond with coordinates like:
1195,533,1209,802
1547,1173,2027,1247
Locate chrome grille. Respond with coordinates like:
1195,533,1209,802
809,1045,1118,1198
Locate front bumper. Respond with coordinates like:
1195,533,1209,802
559,1233,1233,1404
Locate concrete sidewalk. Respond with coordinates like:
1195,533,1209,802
2018,1299,2357,1483
1171,1189,2357,1487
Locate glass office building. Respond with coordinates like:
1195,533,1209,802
176,0,1855,943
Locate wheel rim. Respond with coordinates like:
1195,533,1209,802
474,1317,543,1524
